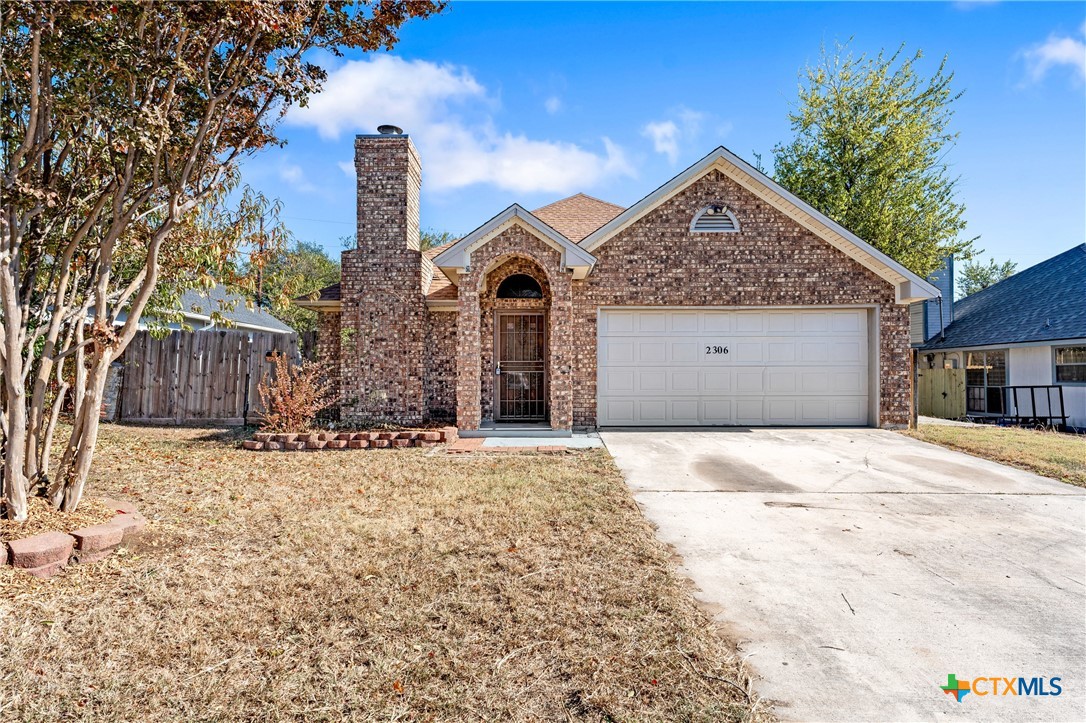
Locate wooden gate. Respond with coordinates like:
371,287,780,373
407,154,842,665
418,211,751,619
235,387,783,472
117,330,298,425
917,367,966,419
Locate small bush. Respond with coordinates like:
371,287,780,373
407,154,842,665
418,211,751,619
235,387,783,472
257,354,334,432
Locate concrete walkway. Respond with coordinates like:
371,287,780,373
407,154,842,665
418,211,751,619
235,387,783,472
601,427,1086,722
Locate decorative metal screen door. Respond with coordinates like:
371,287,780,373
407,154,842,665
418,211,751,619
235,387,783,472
496,312,547,421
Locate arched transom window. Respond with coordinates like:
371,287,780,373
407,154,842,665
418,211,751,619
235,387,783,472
496,273,543,299
691,204,740,233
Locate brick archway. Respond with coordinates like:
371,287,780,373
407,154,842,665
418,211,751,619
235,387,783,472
454,226,574,430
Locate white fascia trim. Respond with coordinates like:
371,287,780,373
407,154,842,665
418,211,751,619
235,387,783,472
580,146,939,303
426,301,458,311
180,311,294,335
294,299,342,310
432,204,596,285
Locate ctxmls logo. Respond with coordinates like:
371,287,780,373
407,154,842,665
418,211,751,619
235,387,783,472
941,674,1063,702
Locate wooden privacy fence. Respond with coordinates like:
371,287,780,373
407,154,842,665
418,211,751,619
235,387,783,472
117,330,299,425
917,367,966,419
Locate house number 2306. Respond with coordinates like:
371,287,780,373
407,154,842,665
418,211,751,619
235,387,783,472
705,345,729,355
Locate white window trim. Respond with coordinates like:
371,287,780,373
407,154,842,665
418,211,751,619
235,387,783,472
689,205,740,233
1053,344,1086,386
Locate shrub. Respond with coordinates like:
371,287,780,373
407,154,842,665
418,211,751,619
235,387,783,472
257,354,334,432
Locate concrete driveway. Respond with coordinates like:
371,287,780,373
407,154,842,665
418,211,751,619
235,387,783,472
601,428,1086,722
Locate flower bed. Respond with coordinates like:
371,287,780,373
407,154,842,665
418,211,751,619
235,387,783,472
2,497,146,578
241,426,458,451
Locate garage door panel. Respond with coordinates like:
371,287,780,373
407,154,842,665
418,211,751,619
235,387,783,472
601,339,634,364
702,399,732,423
598,308,871,426
704,369,731,392
671,312,699,333
734,312,764,333
638,313,666,333
799,312,830,332
671,370,700,392
638,341,666,363
702,314,732,333
601,368,635,393
671,341,699,362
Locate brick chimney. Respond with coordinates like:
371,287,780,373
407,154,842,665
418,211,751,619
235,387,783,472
354,126,422,252
338,126,428,426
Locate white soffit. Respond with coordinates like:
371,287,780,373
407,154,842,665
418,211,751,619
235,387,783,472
579,147,939,303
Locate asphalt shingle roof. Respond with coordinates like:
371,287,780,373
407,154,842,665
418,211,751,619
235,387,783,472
532,193,625,242
922,244,1086,350
178,285,294,334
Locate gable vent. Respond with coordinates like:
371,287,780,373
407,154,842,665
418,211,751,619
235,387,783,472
691,205,739,233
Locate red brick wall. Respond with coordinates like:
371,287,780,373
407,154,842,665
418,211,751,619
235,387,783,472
338,135,428,425
455,228,574,430
569,169,908,427
315,311,342,402
424,311,457,422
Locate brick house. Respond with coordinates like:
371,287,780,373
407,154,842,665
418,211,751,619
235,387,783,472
297,128,938,432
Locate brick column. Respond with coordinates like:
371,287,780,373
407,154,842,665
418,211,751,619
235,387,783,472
455,269,483,430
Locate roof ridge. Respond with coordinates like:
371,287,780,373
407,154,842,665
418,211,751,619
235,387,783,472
532,192,624,215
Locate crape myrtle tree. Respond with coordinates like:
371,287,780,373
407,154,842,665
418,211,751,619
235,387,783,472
773,42,978,279
0,0,443,520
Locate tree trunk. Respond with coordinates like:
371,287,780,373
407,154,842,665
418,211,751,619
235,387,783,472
55,351,111,513
2,364,30,522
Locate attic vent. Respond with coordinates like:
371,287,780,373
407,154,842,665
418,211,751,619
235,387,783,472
691,204,739,233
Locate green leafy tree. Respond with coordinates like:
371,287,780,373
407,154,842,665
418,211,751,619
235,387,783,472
0,0,443,519
341,228,458,251
421,229,457,251
957,258,1017,298
246,240,341,333
773,42,977,279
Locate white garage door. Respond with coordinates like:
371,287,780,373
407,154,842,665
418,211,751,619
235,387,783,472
598,308,871,426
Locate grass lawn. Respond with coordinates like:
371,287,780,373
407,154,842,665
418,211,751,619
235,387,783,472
904,423,1086,487
0,425,764,722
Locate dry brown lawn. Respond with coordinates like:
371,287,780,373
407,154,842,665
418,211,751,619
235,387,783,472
904,423,1086,487
0,425,766,722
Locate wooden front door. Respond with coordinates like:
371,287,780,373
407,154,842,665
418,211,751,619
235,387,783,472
496,312,547,421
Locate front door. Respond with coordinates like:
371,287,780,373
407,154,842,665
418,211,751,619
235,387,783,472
496,312,547,421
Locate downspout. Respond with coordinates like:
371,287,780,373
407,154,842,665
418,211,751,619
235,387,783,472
936,294,945,342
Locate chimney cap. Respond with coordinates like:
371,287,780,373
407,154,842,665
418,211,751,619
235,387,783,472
377,124,404,135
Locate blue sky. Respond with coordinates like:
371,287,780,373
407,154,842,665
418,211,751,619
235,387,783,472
241,1,1086,272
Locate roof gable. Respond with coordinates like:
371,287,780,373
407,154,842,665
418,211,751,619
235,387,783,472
532,193,625,242
579,146,939,303
923,244,1086,350
431,204,597,283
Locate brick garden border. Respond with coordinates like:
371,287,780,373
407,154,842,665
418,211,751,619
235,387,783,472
241,426,458,452
2,497,146,579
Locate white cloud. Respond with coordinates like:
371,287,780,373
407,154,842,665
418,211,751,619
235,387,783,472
642,120,680,163
337,161,354,177
278,163,317,193
641,106,711,164
1021,24,1086,84
952,0,1000,11
287,56,634,193
544,95,562,114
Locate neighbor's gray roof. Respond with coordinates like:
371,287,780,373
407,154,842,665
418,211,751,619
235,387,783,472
177,285,294,334
923,244,1086,350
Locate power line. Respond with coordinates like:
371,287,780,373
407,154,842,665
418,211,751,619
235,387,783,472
281,215,354,226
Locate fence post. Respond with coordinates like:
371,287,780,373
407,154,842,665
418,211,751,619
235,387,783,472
910,348,919,429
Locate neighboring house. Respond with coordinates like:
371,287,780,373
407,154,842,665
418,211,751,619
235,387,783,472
114,284,295,335
296,127,938,432
917,244,1086,428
